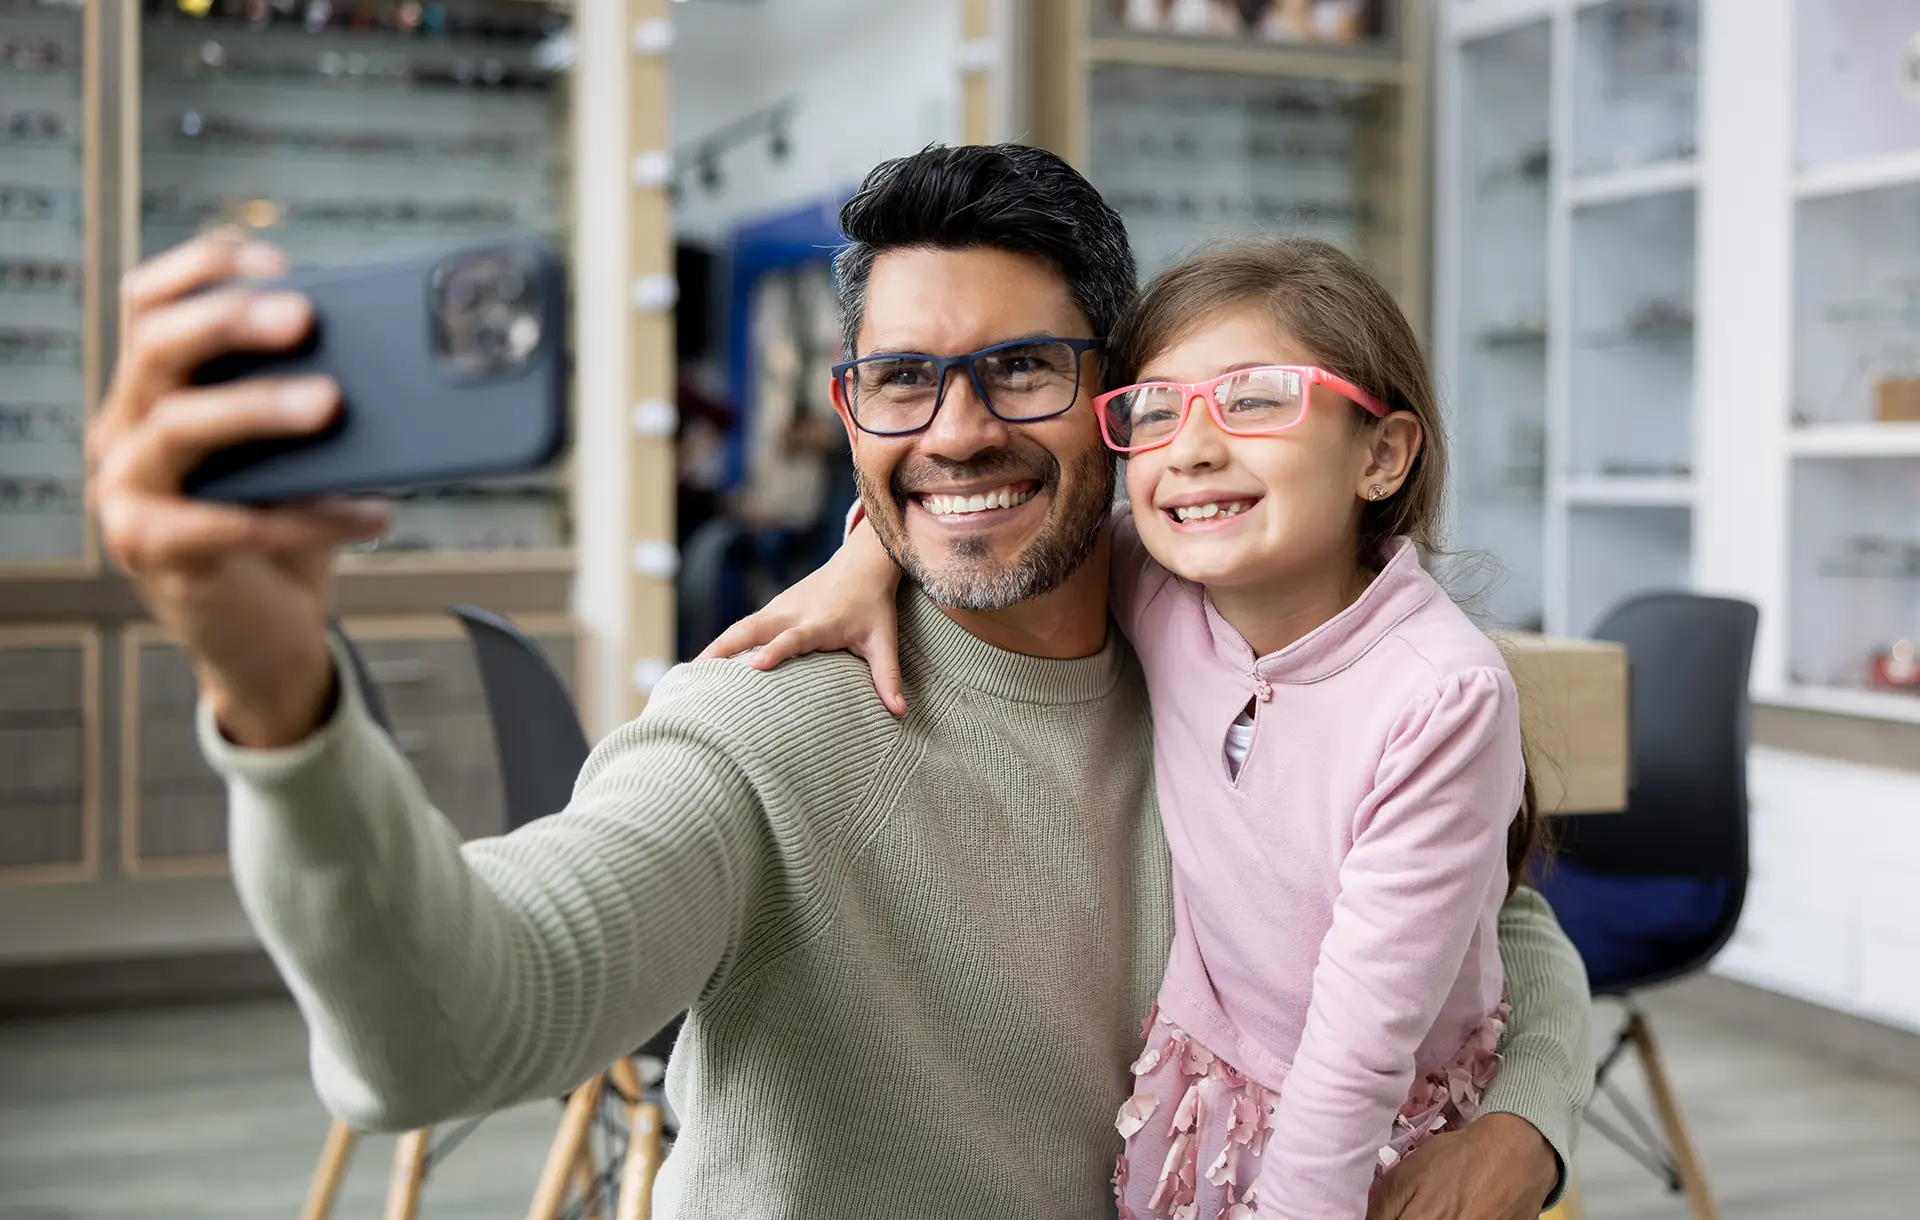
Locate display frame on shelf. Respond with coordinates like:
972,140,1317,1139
0,623,102,888
0,0,106,580
118,612,579,879
1029,0,1431,333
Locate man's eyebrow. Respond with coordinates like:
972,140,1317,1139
857,332,1077,357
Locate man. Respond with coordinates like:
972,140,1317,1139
87,144,1590,1219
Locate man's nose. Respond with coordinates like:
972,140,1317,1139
919,366,1012,461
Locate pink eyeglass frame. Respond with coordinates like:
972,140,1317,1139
1091,364,1390,454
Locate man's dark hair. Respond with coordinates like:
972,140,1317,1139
833,144,1137,363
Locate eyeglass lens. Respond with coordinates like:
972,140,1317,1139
1103,368,1306,448
845,340,1084,434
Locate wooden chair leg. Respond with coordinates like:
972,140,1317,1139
609,1058,665,1220
1628,1010,1718,1220
572,1145,605,1220
301,1122,359,1220
527,1073,607,1220
1542,1169,1586,1220
383,1129,433,1220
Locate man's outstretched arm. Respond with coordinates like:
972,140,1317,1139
207,643,769,1131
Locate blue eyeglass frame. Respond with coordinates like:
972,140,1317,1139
831,336,1106,436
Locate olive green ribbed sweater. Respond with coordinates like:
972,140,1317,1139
203,587,1591,1219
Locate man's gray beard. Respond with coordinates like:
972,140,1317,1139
858,448,1114,613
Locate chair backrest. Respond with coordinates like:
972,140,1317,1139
326,619,393,733
446,605,592,833
1555,592,1759,881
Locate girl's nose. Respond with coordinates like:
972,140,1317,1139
1164,392,1229,471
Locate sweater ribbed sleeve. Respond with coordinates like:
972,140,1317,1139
1485,886,1595,1205
202,634,786,1130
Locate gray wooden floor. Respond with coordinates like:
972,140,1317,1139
1574,992,1920,1220
2,983,1916,1218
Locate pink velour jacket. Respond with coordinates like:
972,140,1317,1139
1110,515,1524,1219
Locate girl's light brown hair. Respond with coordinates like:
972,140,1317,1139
1108,235,1444,573
1108,235,1547,886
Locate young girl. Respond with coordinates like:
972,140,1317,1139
707,237,1535,1220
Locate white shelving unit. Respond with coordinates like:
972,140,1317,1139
1438,0,1700,636
1783,0,1920,714
1441,0,1920,1030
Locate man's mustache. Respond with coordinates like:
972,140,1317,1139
890,451,1060,503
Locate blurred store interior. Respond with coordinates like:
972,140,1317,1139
3,1,1920,1217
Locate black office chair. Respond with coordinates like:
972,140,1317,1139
1539,592,1759,1220
327,618,392,732
448,604,681,1210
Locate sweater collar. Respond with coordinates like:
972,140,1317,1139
899,583,1126,705
1201,536,1437,685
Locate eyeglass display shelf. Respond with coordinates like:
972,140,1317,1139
1554,474,1696,507
1795,147,1920,202
1083,33,1411,82
1762,684,1920,728
1787,423,1920,459
1565,156,1696,207
332,546,576,577
1447,0,1558,42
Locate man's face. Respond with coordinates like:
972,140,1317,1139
834,247,1114,612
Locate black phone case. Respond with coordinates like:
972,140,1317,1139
182,241,569,504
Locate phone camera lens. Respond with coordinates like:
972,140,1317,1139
496,268,526,303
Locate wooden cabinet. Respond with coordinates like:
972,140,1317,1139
0,626,99,884
120,616,576,878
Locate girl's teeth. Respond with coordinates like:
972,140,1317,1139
1173,501,1253,522
926,487,1035,516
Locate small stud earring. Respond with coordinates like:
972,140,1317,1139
1368,484,1389,501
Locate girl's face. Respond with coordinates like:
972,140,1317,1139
1122,307,1411,595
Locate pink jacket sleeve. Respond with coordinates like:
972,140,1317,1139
1258,667,1523,1220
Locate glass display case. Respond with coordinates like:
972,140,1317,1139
138,0,575,558
1087,64,1402,284
0,0,89,569
1095,0,1395,50
1439,0,1699,639
1787,1,1920,713
1447,17,1550,631
1571,0,1696,176
1567,187,1695,480
1031,0,1426,320
1797,0,1920,173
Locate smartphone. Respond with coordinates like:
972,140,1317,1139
183,241,569,503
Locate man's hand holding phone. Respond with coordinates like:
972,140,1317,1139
88,233,388,749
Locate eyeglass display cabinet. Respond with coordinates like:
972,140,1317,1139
121,616,576,877
1439,0,1700,637
0,0,96,573
1784,0,1920,720
137,0,577,563
1028,0,1428,328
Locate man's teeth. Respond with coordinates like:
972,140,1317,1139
923,487,1037,516
1172,500,1255,522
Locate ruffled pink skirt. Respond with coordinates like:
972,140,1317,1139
1112,1002,1509,1220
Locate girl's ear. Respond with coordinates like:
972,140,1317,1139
1356,410,1422,500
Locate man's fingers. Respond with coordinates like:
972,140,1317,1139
120,232,286,318
112,288,314,427
112,376,339,492
101,494,385,572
